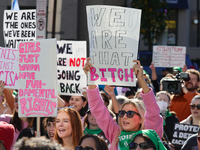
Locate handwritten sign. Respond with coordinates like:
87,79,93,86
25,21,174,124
153,46,186,67
86,5,141,86
18,39,58,117
3,10,36,48
57,41,87,96
0,47,18,89
171,123,199,149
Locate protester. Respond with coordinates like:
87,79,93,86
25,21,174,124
170,69,200,121
14,136,65,150
76,134,109,150
125,89,135,99
55,107,83,149
42,117,56,140
129,129,167,150
181,95,200,125
0,96,12,115
69,95,88,118
156,91,179,142
181,127,200,150
134,88,143,100
0,121,15,150
100,91,110,107
84,109,110,146
83,58,163,150
0,87,29,150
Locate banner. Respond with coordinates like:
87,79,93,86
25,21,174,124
57,41,87,96
0,47,18,89
86,5,141,86
153,46,186,67
18,39,58,117
171,123,199,149
3,10,36,48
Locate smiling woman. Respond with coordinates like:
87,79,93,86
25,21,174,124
55,108,83,150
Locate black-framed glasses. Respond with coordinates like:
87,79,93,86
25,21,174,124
190,104,200,110
129,142,155,149
75,146,94,150
118,110,140,118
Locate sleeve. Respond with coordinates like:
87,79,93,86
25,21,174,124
87,86,120,143
141,88,163,139
0,114,12,123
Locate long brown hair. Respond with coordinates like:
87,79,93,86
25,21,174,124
55,108,83,147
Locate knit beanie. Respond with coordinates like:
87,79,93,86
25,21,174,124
0,121,15,150
132,129,167,150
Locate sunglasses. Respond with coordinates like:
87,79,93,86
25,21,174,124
118,110,140,118
129,142,155,149
190,104,200,110
75,146,94,150
197,136,200,142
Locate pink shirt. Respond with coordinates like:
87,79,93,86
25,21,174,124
87,86,163,150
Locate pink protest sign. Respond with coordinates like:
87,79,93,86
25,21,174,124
57,41,87,96
0,47,18,89
18,39,58,117
86,5,141,86
153,46,186,68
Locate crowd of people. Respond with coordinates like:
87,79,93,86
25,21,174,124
0,58,200,150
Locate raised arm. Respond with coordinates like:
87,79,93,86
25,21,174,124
104,85,120,114
150,62,157,81
0,81,5,102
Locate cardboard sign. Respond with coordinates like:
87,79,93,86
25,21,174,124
171,123,199,149
153,46,186,67
3,10,36,48
57,41,87,96
18,39,58,117
0,47,18,89
86,5,141,86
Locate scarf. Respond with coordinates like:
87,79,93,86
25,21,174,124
84,127,102,135
118,130,137,150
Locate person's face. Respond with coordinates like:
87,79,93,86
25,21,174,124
88,112,98,126
120,104,141,132
14,95,18,113
190,99,200,118
135,92,142,100
156,94,170,105
56,111,72,139
185,74,199,91
47,121,55,140
80,137,97,150
69,96,87,112
132,136,154,150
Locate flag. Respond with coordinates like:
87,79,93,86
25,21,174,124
11,0,20,10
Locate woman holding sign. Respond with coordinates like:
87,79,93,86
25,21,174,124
83,58,163,150
55,107,83,150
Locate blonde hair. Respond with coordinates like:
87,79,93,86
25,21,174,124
110,99,146,149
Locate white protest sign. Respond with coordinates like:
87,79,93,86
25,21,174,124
3,10,36,48
57,41,87,96
0,47,18,89
153,46,186,68
18,39,58,117
86,5,141,86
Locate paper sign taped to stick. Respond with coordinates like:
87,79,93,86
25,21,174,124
0,47,18,89
57,41,87,96
86,5,141,86
171,123,199,149
18,39,58,117
3,10,36,48
153,46,186,68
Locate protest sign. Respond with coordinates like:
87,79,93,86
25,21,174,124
0,47,18,89
153,46,186,68
18,39,58,117
86,5,141,86
57,41,87,95
171,123,199,149
3,10,36,48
